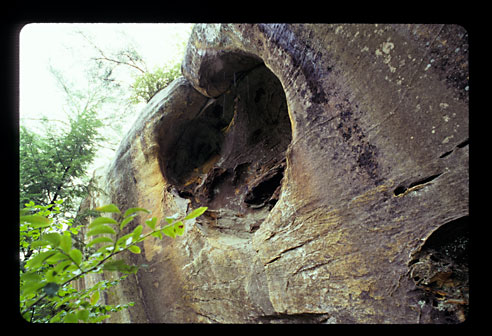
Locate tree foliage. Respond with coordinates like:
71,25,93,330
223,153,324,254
19,109,103,212
76,28,184,105
19,26,197,323
20,201,207,323
129,62,181,104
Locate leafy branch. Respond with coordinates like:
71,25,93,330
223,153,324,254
20,201,207,323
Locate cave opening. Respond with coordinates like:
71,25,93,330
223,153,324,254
160,58,292,236
409,216,469,323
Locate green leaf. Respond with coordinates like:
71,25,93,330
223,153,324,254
30,239,50,249
91,314,111,323
174,221,185,236
165,213,179,224
45,269,58,282
116,233,133,247
120,214,136,230
54,292,74,310
20,208,30,216
145,217,157,230
89,216,117,228
87,224,117,236
95,204,121,214
87,236,113,248
69,226,80,235
183,207,208,220
54,260,73,274
63,312,78,323
96,245,114,254
90,290,100,305
69,248,83,265
26,251,57,269
123,207,150,218
102,259,139,274
131,225,143,241
45,252,69,264
49,314,62,323
20,215,51,228
128,245,141,254
161,221,185,238
44,232,61,248
20,271,41,283
60,234,72,254
77,309,90,322
21,280,46,296
161,224,176,238
151,231,163,239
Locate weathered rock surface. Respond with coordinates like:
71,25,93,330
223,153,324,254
87,24,468,323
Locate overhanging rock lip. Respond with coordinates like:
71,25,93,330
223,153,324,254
107,76,210,187
111,77,191,162
182,24,264,98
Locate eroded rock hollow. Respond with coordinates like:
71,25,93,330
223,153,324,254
85,24,469,323
159,63,292,236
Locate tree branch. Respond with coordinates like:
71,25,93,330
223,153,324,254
92,56,146,74
20,219,175,316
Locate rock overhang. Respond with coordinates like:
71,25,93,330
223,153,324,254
159,61,292,237
89,24,468,323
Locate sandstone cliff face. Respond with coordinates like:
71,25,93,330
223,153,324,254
89,24,468,323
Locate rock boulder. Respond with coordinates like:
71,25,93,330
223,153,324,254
87,24,468,323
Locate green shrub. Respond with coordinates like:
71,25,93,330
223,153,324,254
20,200,207,323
